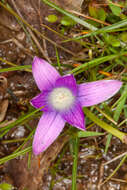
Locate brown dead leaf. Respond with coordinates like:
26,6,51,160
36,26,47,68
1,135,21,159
0,76,8,122
0,99,9,122
52,0,84,12
0,76,7,94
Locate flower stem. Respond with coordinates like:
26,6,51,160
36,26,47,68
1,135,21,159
71,137,79,190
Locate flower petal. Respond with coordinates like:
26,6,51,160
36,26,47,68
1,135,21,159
78,80,122,107
30,90,53,112
33,112,65,155
55,74,77,95
60,101,85,130
32,57,60,91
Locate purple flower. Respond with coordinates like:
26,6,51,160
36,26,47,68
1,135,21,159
31,56,122,155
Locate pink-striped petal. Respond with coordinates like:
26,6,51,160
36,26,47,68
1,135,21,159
55,74,77,95
32,57,60,91
78,80,122,107
33,112,65,155
30,90,52,112
60,101,85,130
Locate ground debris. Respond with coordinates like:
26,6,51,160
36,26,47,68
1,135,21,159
5,134,69,190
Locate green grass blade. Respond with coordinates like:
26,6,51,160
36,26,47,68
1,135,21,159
0,108,42,132
55,46,62,74
71,137,79,190
105,133,112,154
102,154,127,185
70,52,127,75
83,108,126,142
68,18,127,41
14,129,35,153
104,85,127,154
124,107,127,125
0,146,32,164
0,65,32,73
78,131,104,138
113,84,127,122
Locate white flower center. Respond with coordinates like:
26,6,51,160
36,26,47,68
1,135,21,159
49,87,75,110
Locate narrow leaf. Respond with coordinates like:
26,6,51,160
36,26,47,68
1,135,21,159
0,146,32,165
83,108,125,142
78,131,104,138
